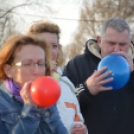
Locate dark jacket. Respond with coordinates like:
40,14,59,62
0,82,68,134
63,39,134,134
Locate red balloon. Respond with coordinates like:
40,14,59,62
31,76,61,107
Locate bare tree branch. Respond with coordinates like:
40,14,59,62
64,0,134,61
0,0,53,46
0,3,32,18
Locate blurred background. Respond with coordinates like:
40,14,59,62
0,0,134,63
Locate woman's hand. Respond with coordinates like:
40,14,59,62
20,81,38,107
71,123,87,134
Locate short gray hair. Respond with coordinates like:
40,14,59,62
100,17,131,39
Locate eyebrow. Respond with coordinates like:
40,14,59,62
20,58,45,62
106,40,127,45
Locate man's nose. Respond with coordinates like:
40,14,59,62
113,44,120,52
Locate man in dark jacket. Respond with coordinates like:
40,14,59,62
63,17,134,134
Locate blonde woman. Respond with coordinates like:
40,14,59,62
27,20,87,134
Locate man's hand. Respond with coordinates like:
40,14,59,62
113,51,134,72
86,67,113,95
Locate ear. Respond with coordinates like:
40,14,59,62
3,64,13,79
97,36,101,47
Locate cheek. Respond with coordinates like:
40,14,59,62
19,69,45,82
11,69,25,86
101,44,113,57
12,68,46,87
105,45,113,53
51,49,58,61
101,43,110,51
121,45,130,52
13,69,30,86
12,69,34,86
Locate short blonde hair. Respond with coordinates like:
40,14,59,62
27,20,64,67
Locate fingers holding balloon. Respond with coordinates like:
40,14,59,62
113,51,133,71
20,81,36,106
86,54,129,95
86,75,112,96
93,66,107,77
99,77,113,86
98,75,113,91
97,69,113,82
97,54,130,90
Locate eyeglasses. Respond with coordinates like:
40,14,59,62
12,61,48,69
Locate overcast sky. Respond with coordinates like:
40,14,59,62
3,0,85,46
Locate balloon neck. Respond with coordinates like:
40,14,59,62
51,71,60,82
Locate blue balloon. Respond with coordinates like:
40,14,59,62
97,54,130,90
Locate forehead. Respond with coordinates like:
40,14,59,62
38,32,58,43
103,27,130,43
14,44,45,61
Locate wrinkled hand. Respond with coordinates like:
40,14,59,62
71,123,87,134
86,67,113,95
113,51,134,72
20,81,38,107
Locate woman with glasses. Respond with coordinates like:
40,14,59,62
0,34,68,134
27,20,88,134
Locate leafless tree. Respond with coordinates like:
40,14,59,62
64,0,134,61
0,0,53,46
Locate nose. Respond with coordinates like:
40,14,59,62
113,44,120,52
32,64,40,75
